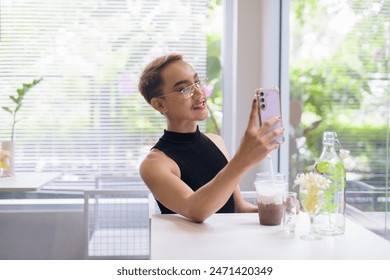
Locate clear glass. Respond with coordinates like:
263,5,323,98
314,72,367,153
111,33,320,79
300,187,324,241
0,141,14,177
255,173,287,226
288,0,389,241
0,0,213,190
314,131,346,236
282,192,297,234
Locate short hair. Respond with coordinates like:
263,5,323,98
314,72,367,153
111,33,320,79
138,53,183,104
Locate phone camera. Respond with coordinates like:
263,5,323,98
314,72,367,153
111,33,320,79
260,104,266,109
260,92,264,97
260,98,265,103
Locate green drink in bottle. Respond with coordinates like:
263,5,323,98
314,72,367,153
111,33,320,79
314,132,347,236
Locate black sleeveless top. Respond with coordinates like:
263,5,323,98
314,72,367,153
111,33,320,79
152,126,235,214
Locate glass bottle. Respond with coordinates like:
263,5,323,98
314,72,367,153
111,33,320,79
313,132,346,235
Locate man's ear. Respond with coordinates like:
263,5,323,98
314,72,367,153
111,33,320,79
151,97,168,114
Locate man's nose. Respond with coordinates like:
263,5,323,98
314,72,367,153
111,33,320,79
192,86,204,100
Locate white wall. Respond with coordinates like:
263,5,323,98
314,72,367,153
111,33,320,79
0,210,84,259
222,0,289,190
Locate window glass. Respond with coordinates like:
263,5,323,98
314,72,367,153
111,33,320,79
289,0,389,239
0,0,222,190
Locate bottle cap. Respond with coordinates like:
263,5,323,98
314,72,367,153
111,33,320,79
323,131,337,144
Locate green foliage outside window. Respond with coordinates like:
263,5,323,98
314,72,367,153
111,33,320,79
205,0,223,135
290,0,389,191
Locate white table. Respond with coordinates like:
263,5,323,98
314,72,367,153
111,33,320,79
151,213,390,259
0,172,62,192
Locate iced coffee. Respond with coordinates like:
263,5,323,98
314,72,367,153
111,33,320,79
255,173,287,226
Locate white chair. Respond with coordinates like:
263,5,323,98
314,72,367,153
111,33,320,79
95,176,147,190
83,189,150,259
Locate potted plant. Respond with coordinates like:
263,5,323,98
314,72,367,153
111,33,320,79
1,78,43,176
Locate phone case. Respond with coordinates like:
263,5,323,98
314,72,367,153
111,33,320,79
256,87,284,144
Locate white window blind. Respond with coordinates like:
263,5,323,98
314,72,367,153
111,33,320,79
0,0,208,189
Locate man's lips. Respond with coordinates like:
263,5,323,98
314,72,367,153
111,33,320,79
192,99,206,110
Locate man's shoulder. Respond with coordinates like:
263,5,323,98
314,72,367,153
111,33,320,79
204,133,230,159
204,132,224,144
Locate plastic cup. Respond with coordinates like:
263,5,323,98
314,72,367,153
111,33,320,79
255,173,287,226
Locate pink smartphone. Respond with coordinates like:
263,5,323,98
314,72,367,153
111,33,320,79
256,87,284,144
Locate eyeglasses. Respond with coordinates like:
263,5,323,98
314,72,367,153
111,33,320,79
157,78,207,99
